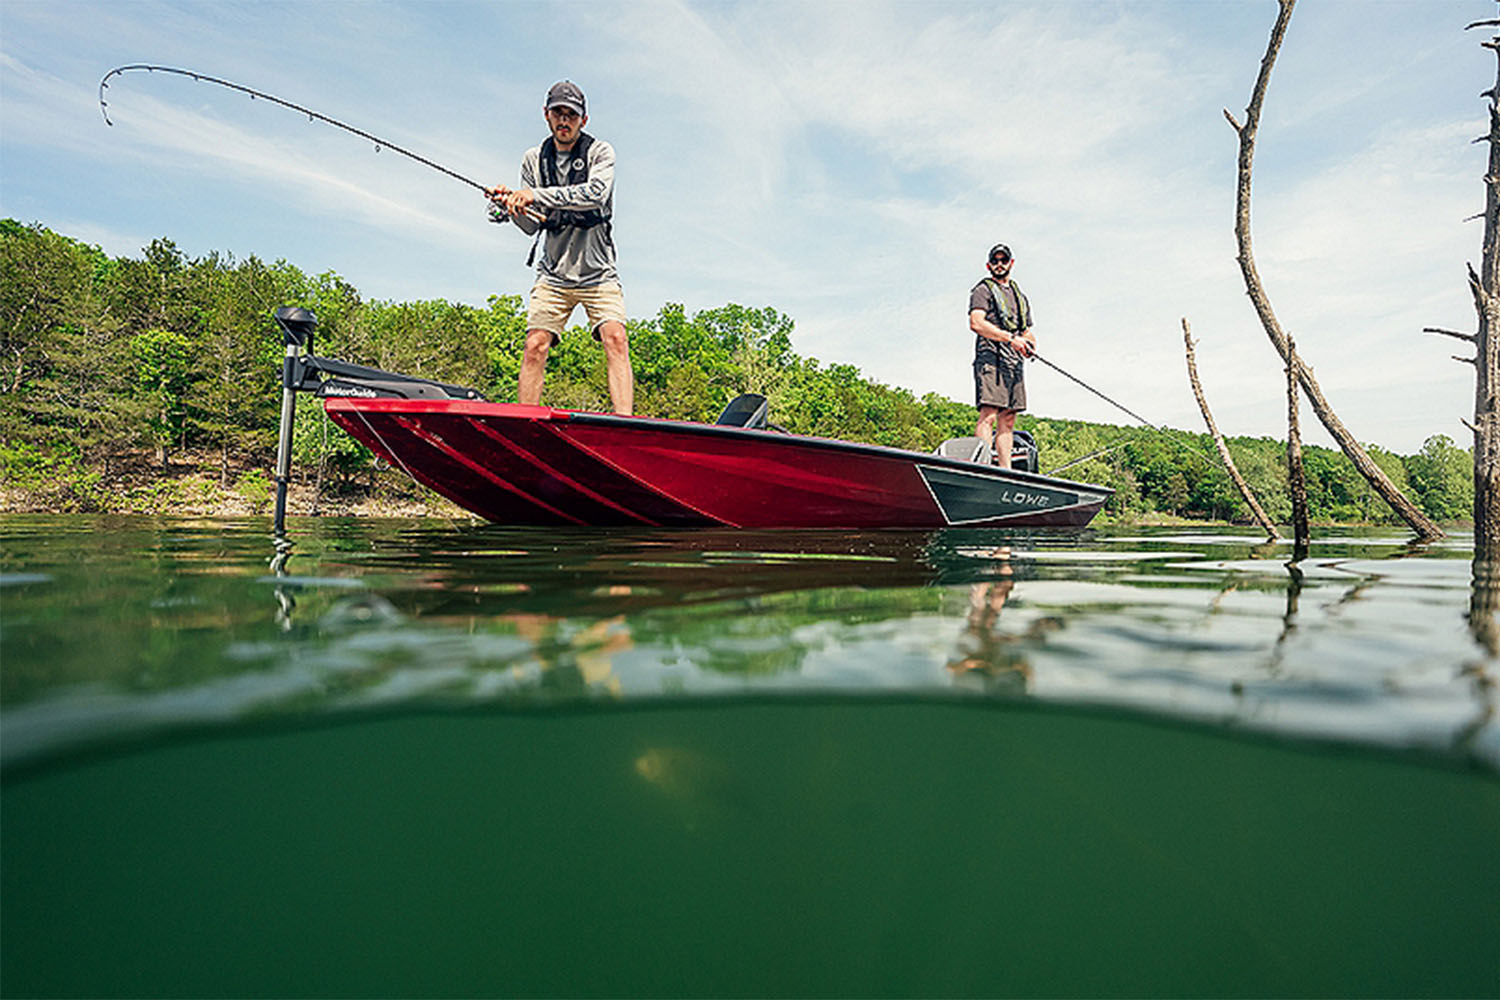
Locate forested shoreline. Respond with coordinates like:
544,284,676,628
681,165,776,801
0,220,1475,525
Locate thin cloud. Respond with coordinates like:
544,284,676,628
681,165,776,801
0,0,1486,452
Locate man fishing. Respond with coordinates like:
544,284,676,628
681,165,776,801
968,243,1035,468
488,81,632,415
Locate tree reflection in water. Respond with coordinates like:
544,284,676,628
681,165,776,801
1462,557,1499,750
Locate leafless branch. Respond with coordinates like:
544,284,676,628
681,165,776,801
1286,335,1309,561
1426,326,1479,342
1182,318,1280,540
1229,0,1443,539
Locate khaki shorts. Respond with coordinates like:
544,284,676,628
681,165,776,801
975,359,1026,412
527,280,627,345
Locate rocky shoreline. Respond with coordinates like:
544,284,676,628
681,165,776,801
0,449,469,520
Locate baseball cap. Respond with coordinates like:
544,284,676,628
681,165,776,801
545,81,586,115
989,244,1012,263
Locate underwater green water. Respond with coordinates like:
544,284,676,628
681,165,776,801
2,516,1497,997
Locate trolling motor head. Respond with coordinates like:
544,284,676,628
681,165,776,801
274,306,317,349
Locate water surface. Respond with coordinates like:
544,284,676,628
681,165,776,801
2,516,1496,997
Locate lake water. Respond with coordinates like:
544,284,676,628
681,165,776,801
2,515,1497,997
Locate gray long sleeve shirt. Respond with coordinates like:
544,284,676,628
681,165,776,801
510,137,618,288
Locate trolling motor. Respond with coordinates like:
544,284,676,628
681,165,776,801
270,305,484,534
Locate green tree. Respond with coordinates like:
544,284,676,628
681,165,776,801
1406,434,1474,522
131,327,193,465
185,253,296,484
0,221,141,473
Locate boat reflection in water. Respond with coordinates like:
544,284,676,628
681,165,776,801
267,526,1051,708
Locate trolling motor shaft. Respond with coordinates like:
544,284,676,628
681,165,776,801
273,307,318,536
269,305,484,535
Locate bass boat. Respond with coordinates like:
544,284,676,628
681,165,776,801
271,307,1112,531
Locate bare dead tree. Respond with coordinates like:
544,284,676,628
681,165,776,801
1427,16,1500,565
1181,318,1279,540
1224,0,1444,540
1286,335,1310,562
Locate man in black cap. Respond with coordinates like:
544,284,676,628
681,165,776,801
488,81,632,414
968,243,1034,468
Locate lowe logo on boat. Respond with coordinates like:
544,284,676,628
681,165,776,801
918,464,1082,525
999,489,1053,507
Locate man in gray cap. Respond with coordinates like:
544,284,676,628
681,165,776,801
488,81,632,414
968,243,1034,468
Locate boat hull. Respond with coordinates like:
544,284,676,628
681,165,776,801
324,399,1112,529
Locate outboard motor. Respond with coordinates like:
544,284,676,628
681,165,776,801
1011,429,1038,473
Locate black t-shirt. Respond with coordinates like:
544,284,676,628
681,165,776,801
969,279,1026,366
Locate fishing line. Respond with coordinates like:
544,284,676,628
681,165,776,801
1030,352,1160,431
98,63,543,220
1026,352,1224,477
1044,441,1134,477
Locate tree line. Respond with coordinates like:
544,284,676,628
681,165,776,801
0,219,1474,523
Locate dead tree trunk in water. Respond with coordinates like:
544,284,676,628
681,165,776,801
1427,18,1500,565
1286,335,1310,562
1425,17,1500,644
1182,318,1279,540
1224,0,1444,540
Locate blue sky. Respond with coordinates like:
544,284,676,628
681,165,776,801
0,0,1488,453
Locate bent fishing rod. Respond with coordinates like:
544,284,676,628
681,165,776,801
98,63,544,222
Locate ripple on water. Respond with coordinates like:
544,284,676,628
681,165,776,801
0,518,1494,776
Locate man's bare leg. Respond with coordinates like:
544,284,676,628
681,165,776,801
992,409,1017,469
518,328,553,405
976,405,1000,464
598,320,634,415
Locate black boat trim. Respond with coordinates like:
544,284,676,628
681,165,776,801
916,463,1110,525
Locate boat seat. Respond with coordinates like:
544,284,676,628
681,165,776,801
933,432,1039,472
717,393,770,430
934,436,993,463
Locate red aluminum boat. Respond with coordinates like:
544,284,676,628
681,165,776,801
269,306,1111,530
321,397,1111,529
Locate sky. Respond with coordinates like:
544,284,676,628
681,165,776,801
0,0,1490,454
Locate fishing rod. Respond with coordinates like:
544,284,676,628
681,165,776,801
97,63,544,221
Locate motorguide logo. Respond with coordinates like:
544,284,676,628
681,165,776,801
320,381,381,398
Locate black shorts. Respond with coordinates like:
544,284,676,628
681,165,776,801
975,359,1026,411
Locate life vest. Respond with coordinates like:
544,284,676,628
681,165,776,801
983,278,1031,333
538,133,611,230
527,132,612,265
